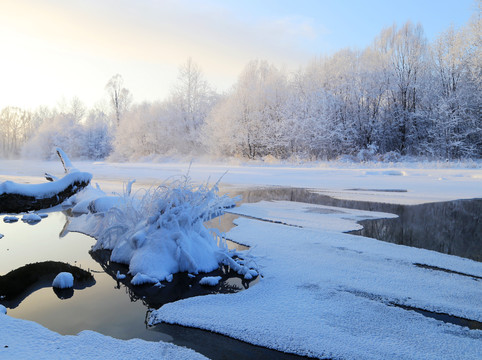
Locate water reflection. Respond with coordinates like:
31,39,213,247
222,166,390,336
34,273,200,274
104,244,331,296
89,249,254,310
0,260,95,308
224,187,482,262
351,199,482,261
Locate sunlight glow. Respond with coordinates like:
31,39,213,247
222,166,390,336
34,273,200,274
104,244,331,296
0,0,474,109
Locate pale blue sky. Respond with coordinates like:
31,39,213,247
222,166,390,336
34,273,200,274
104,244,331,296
0,0,477,110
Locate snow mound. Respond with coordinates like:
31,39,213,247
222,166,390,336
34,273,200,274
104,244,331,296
365,170,407,176
0,304,6,314
3,216,19,223
0,314,209,359
89,196,127,214
68,176,255,285
199,276,222,286
131,273,159,285
52,272,74,289
22,213,42,223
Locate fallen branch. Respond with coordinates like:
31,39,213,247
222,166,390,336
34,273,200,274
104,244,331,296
0,149,92,213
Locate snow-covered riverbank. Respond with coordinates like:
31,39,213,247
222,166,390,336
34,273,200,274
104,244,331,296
1,159,481,359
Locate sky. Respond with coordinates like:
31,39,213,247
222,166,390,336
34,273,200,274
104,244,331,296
0,0,477,110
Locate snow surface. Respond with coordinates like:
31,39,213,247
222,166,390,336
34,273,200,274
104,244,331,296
1,159,481,205
0,315,208,360
1,159,481,359
0,304,6,314
52,272,74,289
199,276,222,286
150,201,482,359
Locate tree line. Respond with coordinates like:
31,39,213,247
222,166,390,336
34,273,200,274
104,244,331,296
1,13,480,161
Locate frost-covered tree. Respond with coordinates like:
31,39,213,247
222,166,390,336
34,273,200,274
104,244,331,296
105,74,133,127
429,21,482,158
204,60,290,159
83,109,113,160
169,58,218,153
0,107,34,158
373,22,428,155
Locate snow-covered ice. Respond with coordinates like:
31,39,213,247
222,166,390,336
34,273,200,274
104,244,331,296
0,315,208,360
199,276,222,286
52,272,74,289
150,201,482,359
1,159,481,205
1,158,481,359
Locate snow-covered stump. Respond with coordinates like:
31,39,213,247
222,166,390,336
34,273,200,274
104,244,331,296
0,148,92,213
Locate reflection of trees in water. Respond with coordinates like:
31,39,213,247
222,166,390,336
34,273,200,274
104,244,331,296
352,199,482,261
89,249,255,310
228,187,481,261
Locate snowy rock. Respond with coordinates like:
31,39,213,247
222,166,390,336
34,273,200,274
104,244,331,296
0,304,6,314
199,276,222,286
22,213,42,223
52,272,74,289
88,196,126,213
244,269,258,280
131,273,159,286
3,216,19,223
0,233,3,239
116,271,126,280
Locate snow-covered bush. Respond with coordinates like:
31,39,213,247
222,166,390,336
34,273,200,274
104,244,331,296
72,176,257,285
356,144,379,162
380,151,401,162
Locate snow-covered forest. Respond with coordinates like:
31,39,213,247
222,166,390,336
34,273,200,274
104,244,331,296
1,16,480,161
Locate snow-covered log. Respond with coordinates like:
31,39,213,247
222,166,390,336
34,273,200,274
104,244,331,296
0,149,92,213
